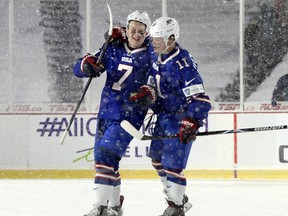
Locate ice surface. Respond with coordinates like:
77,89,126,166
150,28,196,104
1,179,288,216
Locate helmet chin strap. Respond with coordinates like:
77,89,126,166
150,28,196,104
160,40,176,54
157,40,176,63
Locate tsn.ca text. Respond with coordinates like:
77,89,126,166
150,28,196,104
214,103,288,111
4,104,100,113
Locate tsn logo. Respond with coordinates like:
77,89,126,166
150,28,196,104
218,103,240,110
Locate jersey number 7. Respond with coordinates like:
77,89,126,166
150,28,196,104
112,64,133,91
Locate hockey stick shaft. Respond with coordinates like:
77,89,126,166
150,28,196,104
76,147,93,153
60,77,92,145
197,125,288,136
120,120,288,141
60,2,113,145
76,123,288,152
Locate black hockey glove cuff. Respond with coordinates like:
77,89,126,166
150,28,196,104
81,54,104,77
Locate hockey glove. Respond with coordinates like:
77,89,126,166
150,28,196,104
179,118,200,144
129,85,157,107
80,54,104,77
104,26,127,46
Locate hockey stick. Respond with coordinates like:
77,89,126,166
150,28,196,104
60,2,113,145
76,147,93,153
120,120,288,141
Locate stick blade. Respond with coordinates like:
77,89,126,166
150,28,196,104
120,120,145,140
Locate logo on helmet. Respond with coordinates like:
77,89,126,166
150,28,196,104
166,19,172,25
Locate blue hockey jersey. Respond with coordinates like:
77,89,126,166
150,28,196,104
74,41,153,129
148,44,211,123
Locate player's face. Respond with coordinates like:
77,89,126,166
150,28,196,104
126,21,147,48
151,37,167,54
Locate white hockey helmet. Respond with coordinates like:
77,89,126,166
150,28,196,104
149,17,179,42
126,10,151,31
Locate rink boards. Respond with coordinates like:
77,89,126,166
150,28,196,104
1,104,288,179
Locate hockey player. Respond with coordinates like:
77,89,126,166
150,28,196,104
73,10,154,216
130,17,211,215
